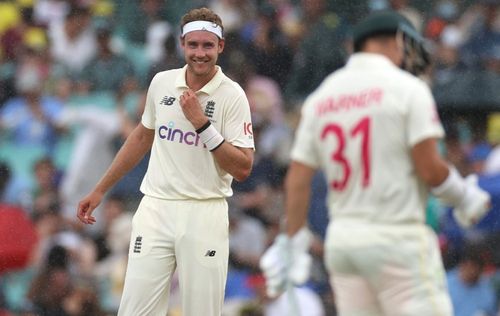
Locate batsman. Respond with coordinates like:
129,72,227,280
260,10,491,316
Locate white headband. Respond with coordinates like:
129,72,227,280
182,20,223,38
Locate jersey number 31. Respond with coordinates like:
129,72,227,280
321,116,371,191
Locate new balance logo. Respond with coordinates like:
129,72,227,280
205,101,215,118
160,96,176,106
205,250,216,257
133,236,143,253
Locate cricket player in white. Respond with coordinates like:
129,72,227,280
260,10,491,316
77,8,254,316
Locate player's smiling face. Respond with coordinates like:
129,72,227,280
182,31,224,78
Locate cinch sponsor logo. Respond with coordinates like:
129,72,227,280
158,121,203,147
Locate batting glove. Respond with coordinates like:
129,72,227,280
259,227,312,298
453,174,491,228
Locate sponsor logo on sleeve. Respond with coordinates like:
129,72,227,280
244,122,253,139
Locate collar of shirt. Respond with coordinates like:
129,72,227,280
174,65,225,95
346,53,398,71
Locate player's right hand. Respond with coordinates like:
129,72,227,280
179,89,207,130
77,190,104,225
453,174,491,228
259,228,312,298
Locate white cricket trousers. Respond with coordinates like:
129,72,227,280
324,220,453,316
117,195,229,316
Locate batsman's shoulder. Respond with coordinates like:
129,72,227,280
393,67,424,85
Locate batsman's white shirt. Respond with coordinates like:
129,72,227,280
140,65,254,200
292,53,444,225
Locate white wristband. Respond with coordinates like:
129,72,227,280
196,121,225,151
430,166,466,206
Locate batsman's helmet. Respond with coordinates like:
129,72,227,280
352,10,430,76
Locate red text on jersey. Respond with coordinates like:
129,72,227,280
315,88,383,116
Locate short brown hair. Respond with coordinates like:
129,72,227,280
181,7,224,35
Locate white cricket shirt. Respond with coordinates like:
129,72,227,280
292,53,444,224
140,65,254,200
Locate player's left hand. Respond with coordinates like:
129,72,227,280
179,89,208,129
259,227,312,298
453,174,491,228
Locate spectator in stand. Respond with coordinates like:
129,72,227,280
265,0,304,50
246,75,292,170
229,74,291,228
118,0,166,45
76,22,137,94
0,54,64,151
92,194,132,262
243,3,293,90
33,0,70,28
223,208,267,309
285,0,350,103
209,0,252,35
447,242,497,316
57,104,122,221
443,124,470,176
459,0,500,69
147,34,184,83
27,242,103,316
228,208,267,272
31,157,61,217
62,278,104,316
93,197,133,312
432,23,467,86
425,0,460,42
424,0,466,86
30,203,65,270
467,142,493,175
1,5,38,63
48,5,96,77
3,22,68,101
27,245,73,315
117,0,171,63
230,123,282,226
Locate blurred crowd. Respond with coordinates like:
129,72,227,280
1,0,500,315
